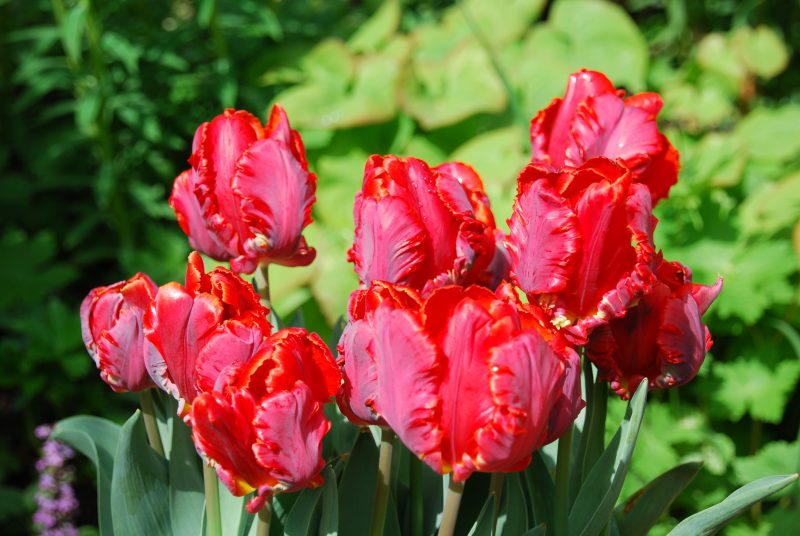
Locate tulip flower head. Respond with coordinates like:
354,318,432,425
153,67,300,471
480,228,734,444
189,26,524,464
530,69,679,204
588,255,723,398
170,105,316,274
507,158,657,343
337,281,582,481
80,273,158,393
348,155,509,295
145,252,271,417
191,328,340,514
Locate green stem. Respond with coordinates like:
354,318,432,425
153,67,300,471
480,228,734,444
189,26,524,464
255,262,271,310
438,476,465,536
138,390,164,457
410,454,424,536
489,473,505,536
554,426,573,536
256,500,272,536
369,428,395,536
204,464,222,536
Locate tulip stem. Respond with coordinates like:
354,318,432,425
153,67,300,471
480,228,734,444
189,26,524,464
369,428,395,536
439,476,465,536
410,454,424,536
255,262,271,311
138,390,164,457
554,426,573,536
489,473,505,536
204,464,222,536
256,500,272,536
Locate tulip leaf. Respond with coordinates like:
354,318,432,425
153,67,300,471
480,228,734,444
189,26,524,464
284,486,323,535
52,415,121,536
667,473,799,536
568,381,647,536
526,450,555,530
522,525,547,536
318,466,339,536
110,411,171,536
214,479,255,536
168,416,204,536
337,429,379,536
468,494,495,536
615,461,703,536
503,473,529,535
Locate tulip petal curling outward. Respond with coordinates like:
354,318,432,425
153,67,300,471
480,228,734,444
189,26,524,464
170,105,316,274
337,281,582,481
80,273,158,392
588,255,723,399
530,69,679,204
144,252,271,417
507,158,657,343
348,155,509,295
191,328,340,513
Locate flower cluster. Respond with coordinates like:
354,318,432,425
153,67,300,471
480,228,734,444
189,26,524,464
33,425,79,536
78,69,722,511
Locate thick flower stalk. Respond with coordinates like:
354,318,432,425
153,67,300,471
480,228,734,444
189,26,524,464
145,252,271,417
80,273,158,393
507,158,657,343
190,328,340,514
530,69,679,204
337,281,582,481
588,255,723,398
348,155,508,295
170,105,316,274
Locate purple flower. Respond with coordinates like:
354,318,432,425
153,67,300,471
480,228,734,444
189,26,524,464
33,425,79,536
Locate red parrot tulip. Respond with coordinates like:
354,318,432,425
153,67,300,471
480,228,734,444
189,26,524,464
507,158,657,343
80,273,158,393
144,252,271,416
170,105,316,274
588,255,723,399
191,328,340,513
530,69,679,204
348,156,509,295
337,281,582,481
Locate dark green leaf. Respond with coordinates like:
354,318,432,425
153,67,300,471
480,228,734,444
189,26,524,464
110,411,171,536
568,382,647,536
284,486,323,535
526,450,555,530
616,461,703,536
168,417,204,536
53,416,121,536
337,430,378,536
668,474,799,535
468,494,495,536
319,466,338,536
503,473,528,535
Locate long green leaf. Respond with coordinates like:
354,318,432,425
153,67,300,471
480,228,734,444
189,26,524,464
111,411,171,536
668,473,799,536
568,382,647,536
168,417,204,536
526,450,555,531
53,415,121,536
319,466,339,536
468,495,496,536
337,429,378,535
503,472,529,535
284,486,323,535
616,461,703,536
522,525,547,536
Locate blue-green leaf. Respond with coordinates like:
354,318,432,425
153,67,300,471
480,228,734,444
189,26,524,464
468,494,495,536
53,415,121,536
111,411,171,536
668,473,799,535
337,429,378,535
319,466,338,536
284,486,323,535
526,450,555,530
503,473,529,535
569,382,647,536
168,417,204,536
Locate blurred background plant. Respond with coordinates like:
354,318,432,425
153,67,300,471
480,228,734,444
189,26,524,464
1,0,798,534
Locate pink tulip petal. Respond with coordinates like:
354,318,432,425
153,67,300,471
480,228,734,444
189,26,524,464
234,138,315,267
195,321,265,393
336,318,385,426
170,170,231,260
507,176,580,294
372,304,444,472
252,383,328,499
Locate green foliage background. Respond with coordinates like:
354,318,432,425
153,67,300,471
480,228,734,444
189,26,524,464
1,0,798,533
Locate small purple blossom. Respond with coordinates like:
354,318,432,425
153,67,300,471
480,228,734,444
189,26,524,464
33,424,79,536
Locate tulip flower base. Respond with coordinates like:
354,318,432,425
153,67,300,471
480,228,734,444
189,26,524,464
63,70,798,535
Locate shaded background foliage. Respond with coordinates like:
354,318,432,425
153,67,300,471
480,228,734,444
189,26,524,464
1,0,798,534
